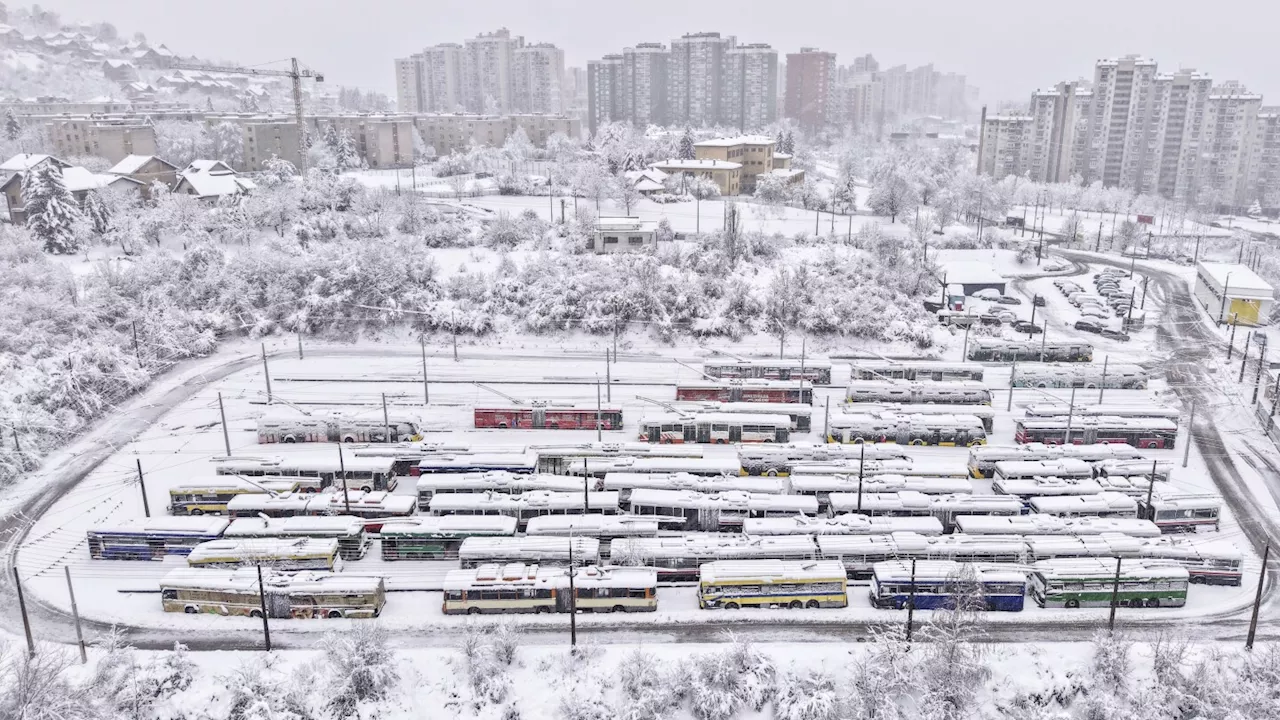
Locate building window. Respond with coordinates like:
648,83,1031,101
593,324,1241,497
604,236,619,244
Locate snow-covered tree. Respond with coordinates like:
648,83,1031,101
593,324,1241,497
82,188,111,236
687,175,721,201
3,110,18,141
0,641,97,720
154,120,211,168
687,634,776,720
545,131,577,161
917,565,992,720
261,155,298,187
655,217,675,244
435,151,472,177
679,127,696,160
781,131,796,155
23,164,83,253
775,669,841,720
611,174,643,215
754,172,791,206
1249,199,1263,217
333,128,363,171
321,623,400,718
868,171,916,223
206,121,244,169
502,126,534,162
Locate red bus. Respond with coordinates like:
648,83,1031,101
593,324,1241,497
1013,417,1176,450
674,380,813,404
475,407,623,430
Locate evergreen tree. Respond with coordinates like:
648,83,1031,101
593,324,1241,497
775,130,784,149
23,164,84,253
782,131,796,155
83,189,112,235
1248,199,1262,217
334,128,362,170
4,109,19,141
679,127,696,160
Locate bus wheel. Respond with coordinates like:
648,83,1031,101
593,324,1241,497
342,436,355,443
910,440,925,446
1066,599,1080,609
284,437,296,443
184,606,198,614
1146,598,1160,608
612,605,626,614
724,602,739,610
361,486,373,493
327,610,343,619
789,600,803,609
190,509,204,516
250,609,264,619
805,600,819,609
467,607,481,615
765,469,778,477
535,606,550,614
1190,576,1205,585
853,437,866,444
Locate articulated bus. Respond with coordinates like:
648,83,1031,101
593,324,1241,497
967,443,1145,478
818,533,1027,579
698,560,848,609
953,514,1162,538
256,413,422,444
225,491,415,530
742,514,945,537
1137,490,1222,533
1024,403,1180,421
788,459,969,479
626,488,817,532
845,380,993,405
672,401,814,431
1029,558,1189,608
738,443,912,477
87,517,230,560
1028,492,1140,520
827,413,987,446
1011,363,1148,390
789,474,972,513
416,472,586,510
702,357,833,385
845,403,996,432
827,492,1024,533
532,442,704,475
222,516,370,560
602,472,786,503
458,536,602,568
353,443,528,476
609,535,818,582
168,477,307,515
1013,417,1178,449
161,568,385,618
442,564,658,615
849,361,985,382
379,516,518,561
1022,533,1241,585
186,537,341,571
565,455,742,479
675,380,813,405
474,406,623,430
967,338,1093,363
638,413,792,444
869,560,1028,611
426,490,620,529
214,456,398,492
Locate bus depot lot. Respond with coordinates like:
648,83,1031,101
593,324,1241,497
12,343,1264,635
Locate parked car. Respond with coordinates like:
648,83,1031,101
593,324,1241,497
992,309,1017,323
1100,329,1131,342
1058,283,1082,295
1013,320,1043,334
1074,320,1103,334
1081,306,1111,319
1033,295,1046,307
923,300,946,312
978,314,1004,326
994,295,1023,305
973,288,1001,299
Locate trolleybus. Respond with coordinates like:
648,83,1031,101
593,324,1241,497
675,380,813,404
474,406,623,430
790,474,972,512
214,456,397,492
697,560,848,609
458,536,601,568
87,517,230,560
626,488,818,531
849,361,985,382
818,533,1026,579
638,413,792,444
609,535,818,582
1028,492,1139,519
168,477,307,515
827,413,987,446
257,413,422,444
1011,363,1147,389
426,490,620,529
742,514,945,537
186,537,341,571
702,357,833,384
953,514,1162,538
532,442,704,475
565,455,741,479
160,568,385,618
1137,489,1222,532
602,472,785,502
967,338,1093,362
869,560,1028,611
442,564,658,615
222,516,370,560
845,403,996,432
416,472,585,510
1029,558,1188,608
738,443,911,476
845,380,993,405
1013,417,1178,449
378,515,518,561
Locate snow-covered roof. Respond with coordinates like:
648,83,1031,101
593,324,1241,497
763,168,804,180
175,171,256,198
184,159,236,175
937,259,1004,284
652,158,741,171
1196,262,1273,294
625,168,668,183
594,216,657,233
0,153,69,172
773,152,792,160
108,154,177,175
103,59,135,69
633,178,665,192
60,167,144,193
694,135,776,147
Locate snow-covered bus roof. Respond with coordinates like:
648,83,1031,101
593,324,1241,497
169,477,301,494
953,514,1162,537
378,515,517,537
699,559,847,584
845,379,990,392
993,459,1094,480
306,491,417,514
1024,403,1179,420
609,534,817,559
186,537,340,564
849,360,985,374
677,378,813,390
738,443,911,462
223,515,365,537
603,472,786,494
1028,492,1139,515
225,493,314,514
830,413,986,429
416,472,584,493
789,459,966,477
531,442,705,458
743,514,945,536
214,455,396,474
638,412,795,426
89,517,230,536
789,474,973,495
828,491,933,512
1142,489,1222,511
1140,536,1241,563
574,456,741,475
818,532,1026,557
703,356,833,370
416,453,539,472
871,560,1028,584
524,514,661,537
458,536,601,561
429,490,618,512
843,403,996,420
1031,557,1190,581
160,567,383,594
1024,533,1144,558
627,488,817,513
443,563,657,591
1015,416,1179,432
993,477,1106,497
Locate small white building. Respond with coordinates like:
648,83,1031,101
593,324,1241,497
1193,262,1274,326
589,216,660,254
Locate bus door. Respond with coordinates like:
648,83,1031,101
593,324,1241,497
696,423,711,443
647,425,661,443
532,407,546,429
728,425,742,443
775,427,790,442
266,591,293,618
684,424,697,443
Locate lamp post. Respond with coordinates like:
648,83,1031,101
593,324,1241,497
1220,271,1234,325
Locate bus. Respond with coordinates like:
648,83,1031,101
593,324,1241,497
602,472,786,503
169,477,307,515
993,459,1095,483
845,380,993,405
828,493,1024,531
789,474,972,512
1024,403,1180,421
994,477,1108,502
225,491,416,529
427,490,621,529
214,456,398,492
379,516,518,561
532,442,704,475
1139,537,1243,586
474,406,623,430
1093,475,1155,497
738,443,912,477
1011,364,1148,390
87,517,230,560
160,568,385,618
609,535,818,582
966,443,1145,478
845,403,996,432
818,533,1027,579
524,515,662,549
222,516,370,560
416,472,586,510
225,492,313,518
672,401,814,431
442,564,658,615
788,459,968,479
638,413,792,444
827,413,987,446
849,361,985,382
1023,534,1144,563
458,536,602,568
415,453,539,476
1095,459,1173,482
953,514,1162,538
256,413,422,444
353,443,529,476
1137,490,1222,532
1013,417,1178,449
698,560,849,609
742,514,945,537
675,380,813,405
967,338,1093,363
1029,558,1189,608
564,455,742,479
702,357,833,384
1028,492,1139,520
186,538,341,571
626,488,818,531
869,560,1028,611
954,514,1161,538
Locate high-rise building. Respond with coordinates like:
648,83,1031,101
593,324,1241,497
394,43,467,113
1089,55,1160,189
852,54,879,73
668,31,735,127
1150,69,1212,202
785,47,836,131
394,57,422,113
1250,107,1280,210
1200,83,1263,207
461,28,524,113
586,54,624,136
1027,81,1088,184
722,43,778,130
832,72,883,131
513,43,565,114
978,114,1033,179
622,43,669,127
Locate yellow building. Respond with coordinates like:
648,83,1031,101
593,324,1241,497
650,158,742,196
1193,262,1274,326
693,135,776,192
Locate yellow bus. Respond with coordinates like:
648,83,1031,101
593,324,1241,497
186,537,342,571
160,568,385,618
168,477,306,515
442,563,657,615
698,560,848,609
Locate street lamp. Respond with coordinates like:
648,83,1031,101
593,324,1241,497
1220,271,1235,325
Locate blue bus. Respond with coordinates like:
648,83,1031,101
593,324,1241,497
415,453,538,476
87,517,231,560
869,560,1027,612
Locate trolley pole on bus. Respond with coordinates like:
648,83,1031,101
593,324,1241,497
568,539,578,650
823,397,830,444
1246,542,1270,650
261,343,272,403
135,458,151,517
1007,361,1016,412
583,459,590,514
596,377,603,442
1182,401,1195,468
1107,557,1123,633
1063,388,1077,445
856,443,865,514
64,566,86,663
218,391,232,457
905,558,917,643
421,337,430,405
14,567,34,657
338,445,351,513
255,564,272,651
1098,356,1109,403
606,350,611,403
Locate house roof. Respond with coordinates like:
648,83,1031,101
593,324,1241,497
595,216,657,232
0,153,70,172
936,260,1005,285
1197,262,1273,294
60,167,144,193
694,135,776,147
108,155,178,176
633,178,665,192
176,172,256,198
184,159,237,175
653,158,741,171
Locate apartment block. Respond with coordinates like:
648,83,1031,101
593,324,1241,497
395,44,465,113
1249,108,1280,209
1200,83,1262,207
832,72,883,131
1151,69,1212,202
1027,81,1088,184
622,43,669,128
242,121,303,171
46,119,157,163
785,47,836,131
461,28,523,113
394,57,422,113
412,113,580,156
1087,55,1160,189
513,43,565,114
668,31,735,127
586,55,624,136
978,114,1033,179
722,43,778,130
694,134,775,192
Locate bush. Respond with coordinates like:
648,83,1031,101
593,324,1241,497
321,624,400,717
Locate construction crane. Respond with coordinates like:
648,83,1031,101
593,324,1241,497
169,57,323,170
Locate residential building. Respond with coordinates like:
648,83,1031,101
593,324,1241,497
586,55,624,136
589,216,661,254
2,160,142,224
411,113,579,155
1087,55,1160,189
977,114,1033,179
173,159,256,201
45,119,157,163
1199,83,1262,208
394,56,422,113
721,43,777,130
622,43,669,128
513,43,565,114
1250,107,1280,210
314,116,416,169
832,72,883,131
852,54,879,73
461,28,523,113
101,59,138,83
421,44,465,112
106,154,180,192
785,47,837,131
693,135,774,192
1027,81,1088,184
241,122,303,171
668,31,735,127
651,157,741,195
1150,69,1213,202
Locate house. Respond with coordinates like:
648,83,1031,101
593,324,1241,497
623,168,669,196
173,160,256,201
102,59,138,83
650,158,742,196
934,260,1007,296
0,153,71,179
107,155,180,193
1,164,142,223
760,167,805,185
589,216,661,254
1194,262,1274,326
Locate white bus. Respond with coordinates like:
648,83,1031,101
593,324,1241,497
426,490,620,529
1014,417,1178,450
1139,537,1243,586
186,538,341,571
1095,459,1173,481
532,442,704,475
967,338,1092,363
1029,558,1188,608
221,516,370,560
993,477,1107,501
523,515,661,549
669,401,815,432
702,357,833,384
967,443,1145,478
160,568,385,618
738,443,912,477
1024,403,1181,421
415,472,587,510
828,492,1024,531
845,380,993,406
626,488,818,531
953,514,1162,538
414,453,539,476
1028,492,1139,520
442,564,658,615
1024,534,1145,562
827,413,988,447
352,442,530,475
225,490,415,529
1012,363,1148,390
379,516,517,561
698,560,848,609
256,413,422,444
845,403,996,432
994,459,1095,483
849,361,985,382
1093,475,1155,497
638,413,792,444
566,455,742,479
609,535,818,582
603,472,785,502
817,532,1027,579
214,455,397,492
1137,489,1222,532
789,474,972,512
743,514,945,536
458,536,602,568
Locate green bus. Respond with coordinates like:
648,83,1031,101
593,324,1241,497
1029,558,1189,609
379,515,517,560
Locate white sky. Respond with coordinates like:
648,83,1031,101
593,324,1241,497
27,0,1280,106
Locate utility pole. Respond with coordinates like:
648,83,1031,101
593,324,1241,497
560,198,566,224
823,397,830,444
1007,360,1017,412
1107,557,1122,633
261,343,272,403
297,333,303,360
606,350,612,403
1064,387,1077,445
583,459,590,513
856,442,865,513
1246,542,1270,650
596,376,602,442
131,320,141,365
1253,343,1267,405
1140,276,1149,309
905,558,917,642
64,566,86,663
1142,460,1159,521
1182,401,1196,467
568,536,578,649
962,322,972,361
14,568,34,657
1040,326,1048,362
1098,356,1109,403
382,393,391,443
421,337,430,405
1227,314,1238,359
452,312,459,362
1272,378,1280,418
135,458,151,517
218,391,232,457
1239,333,1252,383
255,563,272,651
338,444,350,513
